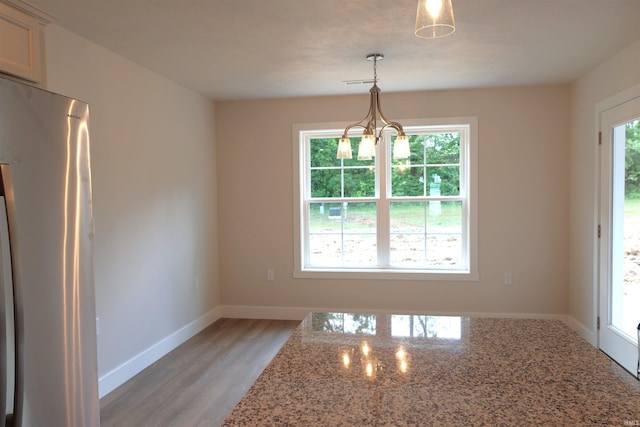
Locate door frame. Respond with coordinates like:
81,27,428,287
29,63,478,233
596,82,640,376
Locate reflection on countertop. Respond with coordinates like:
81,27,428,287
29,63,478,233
224,312,640,426
305,313,469,383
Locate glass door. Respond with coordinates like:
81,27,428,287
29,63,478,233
599,96,640,376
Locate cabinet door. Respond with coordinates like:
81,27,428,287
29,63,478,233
0,2,42,83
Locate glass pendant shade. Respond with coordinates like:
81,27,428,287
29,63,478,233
415,0,455,39
357,134,375,161
393,135,411,159
337,137,353,159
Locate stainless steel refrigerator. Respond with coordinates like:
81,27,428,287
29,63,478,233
0,77,100,426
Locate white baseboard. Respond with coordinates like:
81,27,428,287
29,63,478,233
98,306,222,398
564,315,597,347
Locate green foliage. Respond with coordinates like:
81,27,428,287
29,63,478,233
310,137,375,198
310,132,461,199
391,133,462,197
626,120,640,198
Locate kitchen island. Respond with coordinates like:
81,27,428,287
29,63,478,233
224,312,640,425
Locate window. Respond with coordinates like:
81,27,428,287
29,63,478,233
293,117,478,280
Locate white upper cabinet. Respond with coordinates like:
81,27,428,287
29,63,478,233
0,0,53,84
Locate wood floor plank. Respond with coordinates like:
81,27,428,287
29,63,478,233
100,318,299,427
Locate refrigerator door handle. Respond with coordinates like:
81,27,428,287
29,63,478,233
0,165,23,427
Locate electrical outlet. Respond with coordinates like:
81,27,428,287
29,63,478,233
267,268,275,281
503,272,512,285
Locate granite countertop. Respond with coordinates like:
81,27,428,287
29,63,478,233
224,312,640,426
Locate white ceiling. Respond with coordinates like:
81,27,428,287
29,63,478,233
25,0,640,100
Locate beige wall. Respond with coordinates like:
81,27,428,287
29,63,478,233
570,39,640,341
216,85,570,316
44,25,220,394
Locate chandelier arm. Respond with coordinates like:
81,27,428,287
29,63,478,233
375,89,406,136
341,123,368,138
341,93,376,138
378,123,402,136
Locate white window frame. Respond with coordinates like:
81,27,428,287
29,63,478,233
292,117,479,281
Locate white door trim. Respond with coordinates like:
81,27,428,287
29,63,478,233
596,83,640,376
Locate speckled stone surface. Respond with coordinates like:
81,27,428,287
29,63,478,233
223,313,640,426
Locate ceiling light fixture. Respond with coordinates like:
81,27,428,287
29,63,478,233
415,0,455,39
336,54,410,162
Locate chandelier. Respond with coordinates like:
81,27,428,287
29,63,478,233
415,0,455,39
336,54,410,162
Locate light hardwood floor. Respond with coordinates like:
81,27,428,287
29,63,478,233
99,318,299,427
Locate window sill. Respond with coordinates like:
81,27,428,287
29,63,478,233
294,268,480,282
